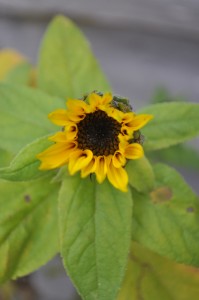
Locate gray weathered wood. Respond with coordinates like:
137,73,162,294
1,0,199,39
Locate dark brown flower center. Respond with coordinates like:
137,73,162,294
77,110,121,156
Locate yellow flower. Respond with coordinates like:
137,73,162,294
37,92,153,192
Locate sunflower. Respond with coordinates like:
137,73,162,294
37,92,153,192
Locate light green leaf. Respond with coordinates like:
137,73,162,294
126,156,155,193
38,15,111,98
0,135,53,181
0,175,60,283
59,173,132,300
0,149,14,168
131,163,199,266
0,82,64,154
148,143,199,172
5,62,33,86
118,242,199,300
139,102,199,151
150,86,186,104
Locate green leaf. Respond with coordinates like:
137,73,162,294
139,102,199,151
0,148,14,168
38,15,111,98
126,156,155,193
0,135,53,181
5,62,33,86
0,82,64,154
150,87,171,104
0,175,60,283
118,242,199,300
131,163,199,266
59,173,132,300
148,143,199,172
150,87,186,104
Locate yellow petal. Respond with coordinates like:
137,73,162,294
37,143,67,158
95,156,108,183
121,125,134,137
63,99,90,122
101,93,113,105
122,112,135,124
66,112,86,122
107,161,128,192
48,132,67,142
48,109,69,126
67,99,88,111
88,93,102,108
81,157,97,178
37,142,77,170
68,149,93,175
107,106,124,122
124,143,144,159
112,151,126,168
125,114,153,131
118,134,129,145
65,123,78,140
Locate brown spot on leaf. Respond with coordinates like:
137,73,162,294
186,207,195,213
150,186,172,204
24,194,31,203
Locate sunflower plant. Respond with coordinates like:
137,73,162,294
0,15,199,300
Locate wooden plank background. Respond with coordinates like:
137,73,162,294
0,0,199,104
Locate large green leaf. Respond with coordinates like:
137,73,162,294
0,149,14,168
131,163,199,266
118,242,199,300
139,102,199,151
5,62,33,86
38,16,111,98
0,83,64,154
0,175,60,283
126,156,155,193
59,173,132,300
150,86,186,104
0,136,53,181
148,143,199,172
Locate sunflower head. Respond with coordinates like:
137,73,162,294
37,92,153,192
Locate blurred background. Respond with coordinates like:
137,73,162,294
0,0,199,299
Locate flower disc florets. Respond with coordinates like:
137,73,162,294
37,92,153,192
77,110,121,156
